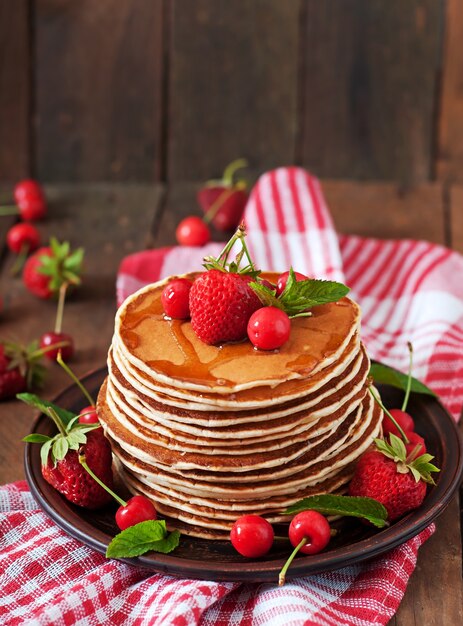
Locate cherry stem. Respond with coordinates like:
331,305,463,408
203,188,233,224
369,386,409,444
78,453,127,507
278,537,307,586
0,204,19,216
54,282,68,334
47,406,67,438
222,158,248,186
29,340,70,359
10,242,29,276
401,342,413,412
57,352,95,406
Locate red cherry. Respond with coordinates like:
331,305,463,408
14,180,46,221
383,409,415,438
176,216,210,246
161,278,193,319
78,405,99,424
288,510,331,555
115,495,157,530
6,223,41,254
405,431,426,458
230,514,274,558
40,331,74,361
247,307,291,351
276,270,308,297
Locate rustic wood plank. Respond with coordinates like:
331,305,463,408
0,0,31,182
35,0,164,182
449,185,463,253
436,0,463,181
391,497,463,625
322,180,446,244
0,183,163,484
300,0,442,183
168,0,300,181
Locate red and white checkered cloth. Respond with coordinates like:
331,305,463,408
1,167,462,625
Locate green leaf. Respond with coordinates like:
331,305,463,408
106,520,180,558
22,434,51,444
148,530,181,554
17,393,76,426
66,431,88,448
369,363,436,397
280,277,350,316
283,494,389,528
53,437,69,461
249,281,283,309
40,439,53,467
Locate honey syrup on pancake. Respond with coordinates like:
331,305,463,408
118,277,357,389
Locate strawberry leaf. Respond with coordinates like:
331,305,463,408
53,437,69,462
23,434,51,444
106,520,180,558
283,494,389,528
40,439,53,468
369,363,436,397
17,393,76,426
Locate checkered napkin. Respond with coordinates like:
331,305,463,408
1,168,462,626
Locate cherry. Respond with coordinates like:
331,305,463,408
276,270,308,297
230,514,274,558
14,179,46,221
405,431,426,458
382,408,415,438
78,405,99,424
279,510,331,585
247,307,291,350
6,223,41,255
176,216,210,246
115,495,157,530
40,331,74,361
161,278,193,319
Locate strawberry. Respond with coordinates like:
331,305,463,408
22,394,113,509
198,158,249,231
349,434,439,521
0,341,47,400
23,237,84,299
189,225,262,344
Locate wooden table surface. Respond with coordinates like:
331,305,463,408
0,180,462,624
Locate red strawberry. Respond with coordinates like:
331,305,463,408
349,434,439,521
190,269,261,344
0,341,47,400
23,238,84,299
22,397,113,509
198,158,249,231
42,428,113,509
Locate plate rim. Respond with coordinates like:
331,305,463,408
24,366,463,582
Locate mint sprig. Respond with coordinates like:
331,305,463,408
369,363,436,398
250,267,350,318
106,520,181,558
283,494,389,528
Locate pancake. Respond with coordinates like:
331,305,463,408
98,272,383,539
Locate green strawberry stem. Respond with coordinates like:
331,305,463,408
78,453,127,507
402,342,413,412
47,406,67,438
222,158,248,186
369,387,409,444
278,537,307,586
54,282,68,334
10,243,29,276
57,352,95,406
0,204,18,216
203,188,234,224
29,341,72,360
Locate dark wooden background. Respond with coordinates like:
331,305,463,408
1,0,463,185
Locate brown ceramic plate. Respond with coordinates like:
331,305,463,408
24,367,463,583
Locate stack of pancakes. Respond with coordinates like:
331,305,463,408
97,273,382,539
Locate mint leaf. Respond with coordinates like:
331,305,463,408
17,393,76,426
249,281,283,309
283,494,389,528
106,520,180,558
280,277,350,316
369,363,436,397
